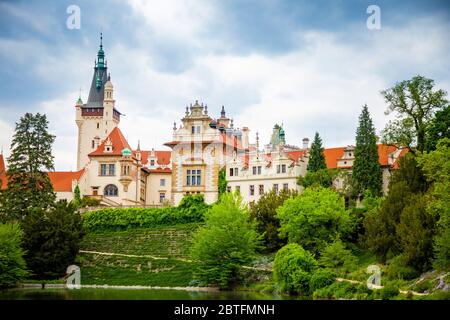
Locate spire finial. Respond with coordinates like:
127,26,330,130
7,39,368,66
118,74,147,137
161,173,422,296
137,139,141,151
221,105,225,118
173,121,177,130
100,32,103,49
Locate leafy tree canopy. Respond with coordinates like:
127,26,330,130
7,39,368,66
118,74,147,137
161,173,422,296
381,75,448,153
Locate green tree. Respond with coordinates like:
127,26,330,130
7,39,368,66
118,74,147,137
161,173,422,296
22,200,84,279
273,243,318,294
1,113,56,221
73,185,81,208
307,132,327,172
277,187,353,254
417,138,450,269
352,105,382,197
363,154,428,263
250,188,298,252
218,167,227,197
297,168,341,189
190,192,261,288
0,223,29,288
425,105,450,152
396,194,437,272
318,239,357,274
381,75,448,153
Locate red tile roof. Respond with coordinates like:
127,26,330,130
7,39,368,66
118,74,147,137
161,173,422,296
140,150,171,165
324,147,345,169
287,151,306,162
0,165,85,192
48,169,85,192
89,127,131,157
323,144,408,169
146,168,172,174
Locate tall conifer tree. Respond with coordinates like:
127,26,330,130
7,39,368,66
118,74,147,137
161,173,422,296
307,132,326,172
1,113,56,221
352,105,382,197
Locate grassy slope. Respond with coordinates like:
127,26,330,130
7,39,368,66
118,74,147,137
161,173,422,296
76,223,200,286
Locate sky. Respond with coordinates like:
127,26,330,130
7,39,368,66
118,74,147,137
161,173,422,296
0,0,449,171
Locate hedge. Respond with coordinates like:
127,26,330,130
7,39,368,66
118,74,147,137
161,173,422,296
82,195,209,232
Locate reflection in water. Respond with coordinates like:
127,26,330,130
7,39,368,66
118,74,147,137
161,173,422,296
0,288,299,300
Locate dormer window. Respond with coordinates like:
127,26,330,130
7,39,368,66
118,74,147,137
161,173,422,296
150,159,155,166
191,126,201,134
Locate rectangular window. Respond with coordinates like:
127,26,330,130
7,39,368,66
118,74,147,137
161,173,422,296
229,168,234,176
196,170,201,186
249,185,255,196
234,168,239,176
159,193,166,203
281,164,286,173
100,164,107,176
97,123,100,129
259,184,264,195
191,126,195,134
160,179,165,186
186,169,201,186
276,165,280,174
92,140,95,149
226,186,231,193
150,159,155,166
108,164,115,176
283,183,289,190
273,184,278,193
186,170,191,186
236,186,240,193
257,166,262,175
252,166,256,175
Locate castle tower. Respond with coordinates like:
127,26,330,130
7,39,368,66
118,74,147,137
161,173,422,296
75,34,122,170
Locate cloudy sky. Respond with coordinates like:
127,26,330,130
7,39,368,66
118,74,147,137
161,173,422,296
0,0,449,171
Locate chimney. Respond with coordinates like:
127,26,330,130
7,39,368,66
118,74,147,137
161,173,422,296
242,127,250,149
302,137,309,150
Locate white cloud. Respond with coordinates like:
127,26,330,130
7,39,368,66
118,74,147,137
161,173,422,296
1,6,449,171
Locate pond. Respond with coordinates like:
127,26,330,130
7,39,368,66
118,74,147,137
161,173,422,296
0,288,300,300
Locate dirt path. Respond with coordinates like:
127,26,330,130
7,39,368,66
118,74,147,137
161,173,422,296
336,277,428,296
79,250,193,262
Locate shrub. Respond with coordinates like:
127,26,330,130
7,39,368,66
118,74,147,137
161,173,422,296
190,192,261,289
250,189,298,252
273,243,318,295
0,223,29,288
277,187,353,254
309,269,336,292
379,285,400,300
386,254,419,280
318,239,357,274
22,201,84,279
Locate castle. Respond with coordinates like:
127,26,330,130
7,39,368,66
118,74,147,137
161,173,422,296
0,37,408,206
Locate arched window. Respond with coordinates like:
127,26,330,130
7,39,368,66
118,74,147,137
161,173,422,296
104,184,118,197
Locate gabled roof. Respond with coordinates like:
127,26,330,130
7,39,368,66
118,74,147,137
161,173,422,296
89,127,131,157
48,169,85,192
